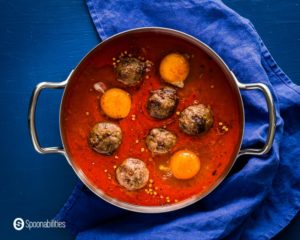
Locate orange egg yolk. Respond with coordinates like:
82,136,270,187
100,88,131,119
170,150,201,180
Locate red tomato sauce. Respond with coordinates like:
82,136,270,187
61,31,243,206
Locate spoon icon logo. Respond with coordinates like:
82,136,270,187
13,218,24,231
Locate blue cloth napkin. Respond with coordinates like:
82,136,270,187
55,0,300,239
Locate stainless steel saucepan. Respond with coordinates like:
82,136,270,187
29,28,276,213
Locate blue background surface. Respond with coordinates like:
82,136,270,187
0,0,299,239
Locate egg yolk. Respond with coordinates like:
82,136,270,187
100,88,131,119
159,53,190,88
170,150,201,180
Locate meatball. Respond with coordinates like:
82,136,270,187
147,87,178,119
179,104,213,135
88,122,122,155
146,128,177,154
116,158,149,191
115,57,146,86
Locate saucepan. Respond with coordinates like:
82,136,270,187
29,28,276,213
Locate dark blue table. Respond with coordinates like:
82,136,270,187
0,1,299,239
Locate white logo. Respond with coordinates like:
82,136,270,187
13,218,25,231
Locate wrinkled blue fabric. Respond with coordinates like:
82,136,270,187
55,0,300,239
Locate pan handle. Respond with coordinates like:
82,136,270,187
28,71,74,155
232,72,276,156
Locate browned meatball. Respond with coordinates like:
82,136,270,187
179,104,213,135
116,158,149,191
147,87,178,119
115,57,146,86
88,122,122,155
146,128,177,154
